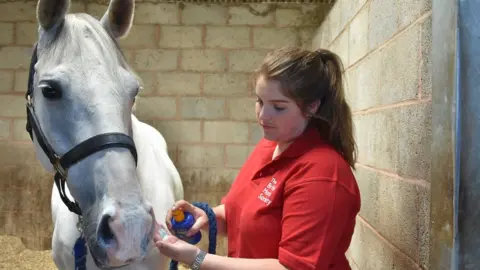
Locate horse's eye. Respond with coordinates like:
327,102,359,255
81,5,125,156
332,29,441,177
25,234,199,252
41,83,62,99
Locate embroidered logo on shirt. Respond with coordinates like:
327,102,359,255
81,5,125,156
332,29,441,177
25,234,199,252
258,177,277,206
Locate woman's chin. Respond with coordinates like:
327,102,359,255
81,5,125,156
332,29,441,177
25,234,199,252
262,132,277,142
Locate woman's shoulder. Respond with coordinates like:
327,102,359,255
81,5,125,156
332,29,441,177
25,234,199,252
287,143,359,196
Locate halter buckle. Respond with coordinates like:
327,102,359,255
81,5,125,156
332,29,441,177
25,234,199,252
26,95,32,106
76,216,84,233
53,154,68,178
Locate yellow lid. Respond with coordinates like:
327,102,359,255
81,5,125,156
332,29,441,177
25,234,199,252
172,209,185,222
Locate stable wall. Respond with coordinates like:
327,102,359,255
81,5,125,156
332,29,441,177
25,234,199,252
0,0,327,256
311,0,432,269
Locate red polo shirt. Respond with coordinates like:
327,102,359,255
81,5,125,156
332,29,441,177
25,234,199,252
221,126,360,270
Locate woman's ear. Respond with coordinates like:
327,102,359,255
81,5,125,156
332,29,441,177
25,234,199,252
307,100,321,116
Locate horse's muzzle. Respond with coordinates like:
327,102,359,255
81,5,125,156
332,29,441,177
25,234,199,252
92,203,155,268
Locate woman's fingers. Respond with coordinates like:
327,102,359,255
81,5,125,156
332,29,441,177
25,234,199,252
186,215,207,237
167,200,201,222
166,200,190,229
165,200,209,237
155,235,201,266
155,235,180,259
173,200,197,213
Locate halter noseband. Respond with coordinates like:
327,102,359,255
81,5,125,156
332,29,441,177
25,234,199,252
25,43,138,216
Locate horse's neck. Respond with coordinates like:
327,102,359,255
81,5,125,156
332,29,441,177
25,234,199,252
130,114,184,224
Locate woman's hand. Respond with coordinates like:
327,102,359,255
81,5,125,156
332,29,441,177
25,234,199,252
154,223,201,266
166,200,209,237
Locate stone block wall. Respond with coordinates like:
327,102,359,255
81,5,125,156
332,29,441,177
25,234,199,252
0,0,328,254
311,0,432,269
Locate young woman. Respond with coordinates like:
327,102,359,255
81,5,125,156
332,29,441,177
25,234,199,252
154,47,361,270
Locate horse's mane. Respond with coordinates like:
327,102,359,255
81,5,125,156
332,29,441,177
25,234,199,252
39,13,142,108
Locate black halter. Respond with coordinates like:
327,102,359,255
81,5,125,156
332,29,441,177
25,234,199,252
25,43,138,216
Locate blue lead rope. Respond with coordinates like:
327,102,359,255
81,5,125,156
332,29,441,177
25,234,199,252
169,202,218,270
73,234,87,270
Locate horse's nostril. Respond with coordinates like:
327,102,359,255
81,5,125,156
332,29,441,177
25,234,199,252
98,214,115,246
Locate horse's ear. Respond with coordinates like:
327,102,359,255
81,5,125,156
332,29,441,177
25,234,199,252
37,0,70,30
101,0,134,39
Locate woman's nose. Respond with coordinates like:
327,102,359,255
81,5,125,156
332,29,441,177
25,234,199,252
258,106,270,121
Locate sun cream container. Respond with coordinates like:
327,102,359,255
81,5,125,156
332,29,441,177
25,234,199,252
170,209,202,245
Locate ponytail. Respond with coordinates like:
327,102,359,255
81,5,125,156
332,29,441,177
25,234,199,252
312,49,357,169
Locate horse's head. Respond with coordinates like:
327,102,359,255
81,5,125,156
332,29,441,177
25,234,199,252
30,0,156,267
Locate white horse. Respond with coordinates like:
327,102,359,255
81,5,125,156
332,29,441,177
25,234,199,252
26,0,184,269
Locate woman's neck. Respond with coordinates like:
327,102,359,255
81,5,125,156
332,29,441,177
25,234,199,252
272,141,293,160
271,124,311,160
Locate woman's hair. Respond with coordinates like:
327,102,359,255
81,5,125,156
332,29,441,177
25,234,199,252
255,46,357,169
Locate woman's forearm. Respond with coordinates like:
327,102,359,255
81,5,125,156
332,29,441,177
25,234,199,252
200,254,287,270
201,204,227,235
213,204,227,235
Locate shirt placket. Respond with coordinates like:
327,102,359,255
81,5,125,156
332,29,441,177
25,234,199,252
252,159,280,180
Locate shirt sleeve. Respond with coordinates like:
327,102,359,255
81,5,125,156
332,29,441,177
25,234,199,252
220,195,228,204
278,178,356,270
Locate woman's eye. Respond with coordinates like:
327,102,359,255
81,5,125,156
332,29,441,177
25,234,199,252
40,83,62,99
274,106,285,111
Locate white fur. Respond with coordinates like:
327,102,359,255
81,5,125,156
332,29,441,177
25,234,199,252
32,0,184,268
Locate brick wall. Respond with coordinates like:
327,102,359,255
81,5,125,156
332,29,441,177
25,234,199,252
311,0,432,269
0,0,329,253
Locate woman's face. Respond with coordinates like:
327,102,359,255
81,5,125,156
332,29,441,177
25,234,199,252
255,75,312,145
